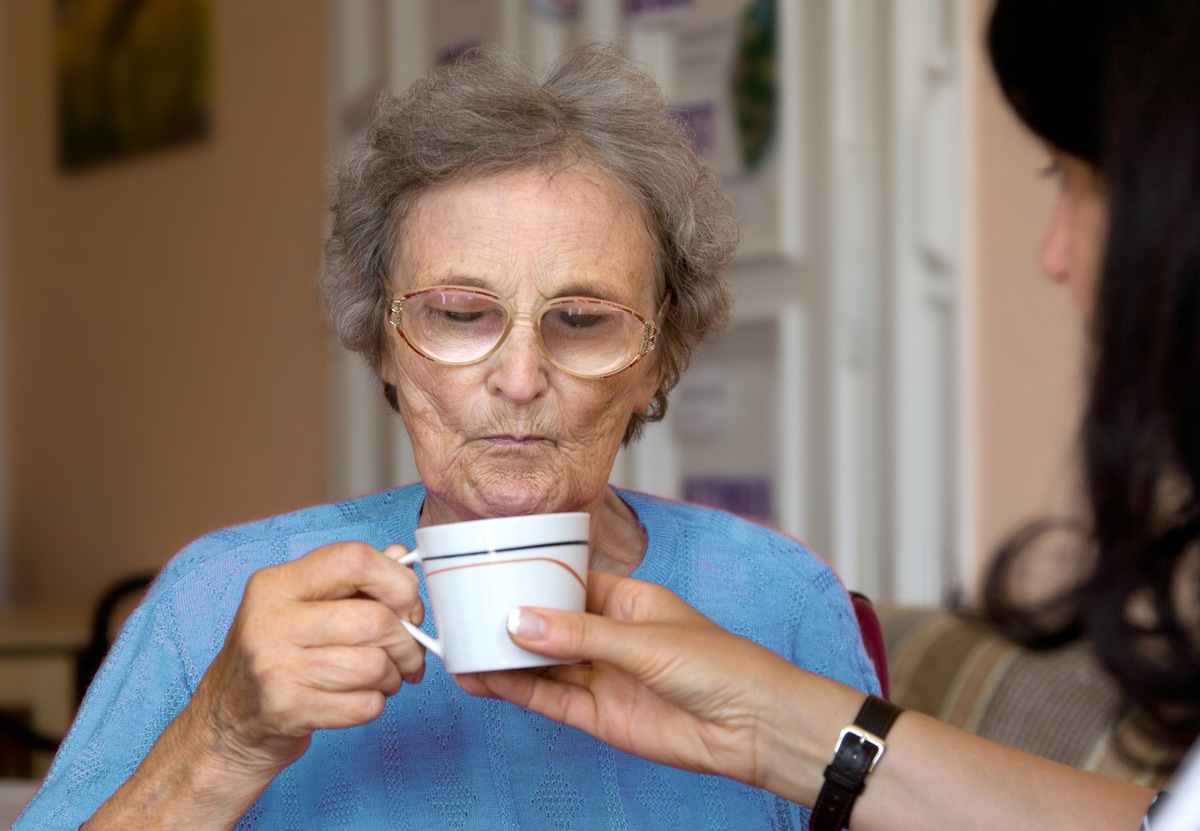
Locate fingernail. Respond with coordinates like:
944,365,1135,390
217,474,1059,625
507,608,548,639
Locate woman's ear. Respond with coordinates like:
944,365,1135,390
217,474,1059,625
631,357,666,414
379,317,405,387
380,351,402,387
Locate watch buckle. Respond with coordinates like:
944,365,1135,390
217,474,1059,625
837,725,887,773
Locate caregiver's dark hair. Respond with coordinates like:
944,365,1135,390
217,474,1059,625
985,0,1200,756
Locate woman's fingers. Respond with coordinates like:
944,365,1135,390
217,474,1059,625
268,687,392,734
457,666,602,733
289,645,405,696
507,577,712,672
255,541,424,624
506,606,627,667
284,598,423,654
236,545,429,676
586,571,710,625
208,542,431,745
244,645,403,731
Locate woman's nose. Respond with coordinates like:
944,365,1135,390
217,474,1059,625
485,324,549,402
1039,191,1072,285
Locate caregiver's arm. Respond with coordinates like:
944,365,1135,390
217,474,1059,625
458,573,1156,831
83,543,427,831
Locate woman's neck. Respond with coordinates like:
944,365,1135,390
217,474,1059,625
586,487,648,576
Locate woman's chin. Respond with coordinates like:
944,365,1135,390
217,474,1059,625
467,479,588,519
477,490,572,518
421,460,597,520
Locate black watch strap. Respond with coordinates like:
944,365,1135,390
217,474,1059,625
810,695,903,831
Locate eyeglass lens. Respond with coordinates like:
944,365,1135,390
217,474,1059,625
397,289,651,377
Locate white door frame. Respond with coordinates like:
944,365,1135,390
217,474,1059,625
322,0,972,606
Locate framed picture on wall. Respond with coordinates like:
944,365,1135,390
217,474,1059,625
628,0,804,263
55,0,212,172
616,303,807,538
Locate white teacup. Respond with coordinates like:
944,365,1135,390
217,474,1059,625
396,512,589,674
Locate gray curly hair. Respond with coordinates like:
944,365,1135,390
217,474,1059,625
319,43,739,443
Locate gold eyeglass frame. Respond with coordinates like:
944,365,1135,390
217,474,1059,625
387,285,661,379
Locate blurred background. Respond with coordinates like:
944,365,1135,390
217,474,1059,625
0,0,1086,774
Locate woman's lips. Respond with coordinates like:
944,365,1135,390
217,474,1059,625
482,434,549,447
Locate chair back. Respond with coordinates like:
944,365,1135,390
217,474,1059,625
850,591,890,700
76,573,155,703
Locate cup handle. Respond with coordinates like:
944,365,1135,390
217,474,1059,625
395,549,421,567
401,619,443,659
392,548,444,659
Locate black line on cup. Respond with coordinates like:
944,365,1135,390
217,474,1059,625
418,539,589,561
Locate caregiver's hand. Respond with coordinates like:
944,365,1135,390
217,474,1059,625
85,541,427,831
458,574,1158,831
455,572,856,803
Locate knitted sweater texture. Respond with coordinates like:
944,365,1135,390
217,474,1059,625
17,485,878,830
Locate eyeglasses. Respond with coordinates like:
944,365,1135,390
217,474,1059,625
387,286,660,378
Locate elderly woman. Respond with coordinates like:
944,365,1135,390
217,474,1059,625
17,46,876,830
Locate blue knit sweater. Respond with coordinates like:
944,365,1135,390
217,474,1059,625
17,485,878,830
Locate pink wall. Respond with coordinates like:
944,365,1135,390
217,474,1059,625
1,1,330,604
968,2,1088,589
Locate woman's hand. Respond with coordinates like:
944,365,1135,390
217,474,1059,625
193,541,427,771
85,541,427,830
458,573,1160,831
455,571,829,795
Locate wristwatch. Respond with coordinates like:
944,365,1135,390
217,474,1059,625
810,694,903,831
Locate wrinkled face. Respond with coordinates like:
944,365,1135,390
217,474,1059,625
381,165,662,524
1039,150,1108,325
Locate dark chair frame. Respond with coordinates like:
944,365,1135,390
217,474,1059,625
0,573,154,763
74,574,154,704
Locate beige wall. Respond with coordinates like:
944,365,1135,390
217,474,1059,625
968,2,1087,590
1,1,330,604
